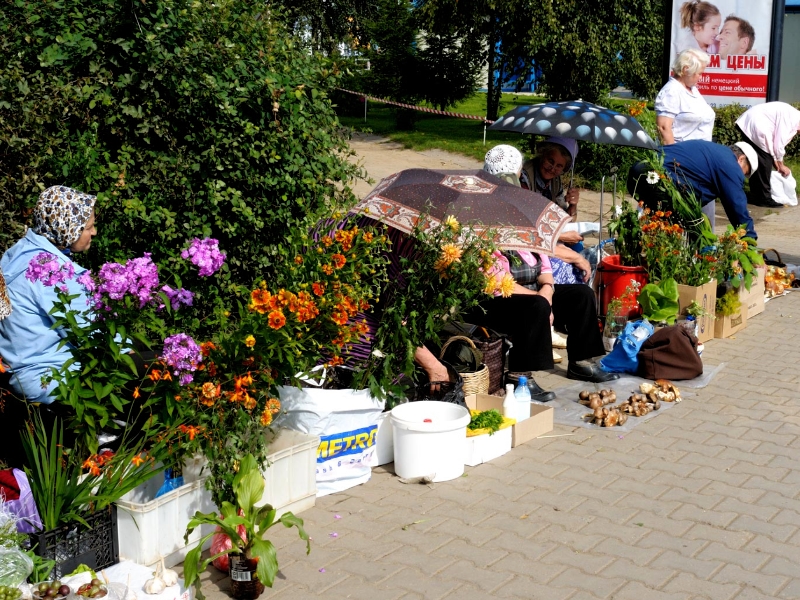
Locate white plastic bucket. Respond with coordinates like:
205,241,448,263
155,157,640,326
390,401,471,482
368,411,394,467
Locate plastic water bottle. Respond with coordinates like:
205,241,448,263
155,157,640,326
514,376,532,423
502,384,516,420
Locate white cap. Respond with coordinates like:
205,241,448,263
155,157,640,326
484,145,523,176
734,142,758,178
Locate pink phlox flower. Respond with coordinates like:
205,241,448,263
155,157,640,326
161,333,203,386
181,238,226,277
25,252,75,288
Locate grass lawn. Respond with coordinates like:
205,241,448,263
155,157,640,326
337,93,549,163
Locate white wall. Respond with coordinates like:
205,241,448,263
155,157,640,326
779,13,800,102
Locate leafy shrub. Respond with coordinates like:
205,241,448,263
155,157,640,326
0,0,362,335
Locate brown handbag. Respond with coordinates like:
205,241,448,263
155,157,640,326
637,325,703,380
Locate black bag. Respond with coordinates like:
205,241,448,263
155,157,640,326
413,362,467,408
637,325,703,380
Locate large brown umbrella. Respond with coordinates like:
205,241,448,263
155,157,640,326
354,169,571,255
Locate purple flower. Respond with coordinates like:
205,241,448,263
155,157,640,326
161,285,195,311
95,254,161,308
161,333,203,386
26,252,75,288
181,238,226,277
76,271,96,293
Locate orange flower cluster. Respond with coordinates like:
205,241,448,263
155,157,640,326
334,228,358,251
82,450,114,476
250,288,320,328
434,244,462,273
259,397,282,426
628,101,647,117
179,424,203,441
330,293,361,327
199,381,222,406
0,356,7,374
227,372,258,409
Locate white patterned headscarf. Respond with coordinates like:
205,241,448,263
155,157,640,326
31,186,96,249
0,268,11,321
484,145,523,177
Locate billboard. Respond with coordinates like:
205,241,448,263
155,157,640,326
668,0,774,107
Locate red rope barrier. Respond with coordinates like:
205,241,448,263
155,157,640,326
337,88,495,124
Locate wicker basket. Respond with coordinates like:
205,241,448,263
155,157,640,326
439,336,490,395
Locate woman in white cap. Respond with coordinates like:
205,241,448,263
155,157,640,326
0,186,97,404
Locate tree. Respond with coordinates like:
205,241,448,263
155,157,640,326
0,0,363,333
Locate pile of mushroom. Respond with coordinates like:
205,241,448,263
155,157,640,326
578,389,616,409
639,379,682,402
585,406,628,427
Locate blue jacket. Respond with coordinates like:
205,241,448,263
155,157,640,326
662,140,757,240
0,229,91,403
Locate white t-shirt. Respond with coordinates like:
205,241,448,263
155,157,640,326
655,77,716,143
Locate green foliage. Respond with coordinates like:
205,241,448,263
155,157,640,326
183,454,310,599
715,289,742,316
353,216,499,399
714,226,763,291
529,0,663,103
468,409,504,434
638,278,679,324
607,198,643,267
0,0,361,336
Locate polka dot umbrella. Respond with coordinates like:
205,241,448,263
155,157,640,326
489,100,659,149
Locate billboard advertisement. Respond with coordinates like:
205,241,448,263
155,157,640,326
668,0,774,107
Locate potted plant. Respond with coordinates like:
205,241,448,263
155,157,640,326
601,199,648,317
182,454,310,600
602,281,641,351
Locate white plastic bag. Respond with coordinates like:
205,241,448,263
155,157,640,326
771,171,797,206
274,385,383,496
0,546,33,586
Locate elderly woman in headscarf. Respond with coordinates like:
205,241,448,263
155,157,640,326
0,186,97,403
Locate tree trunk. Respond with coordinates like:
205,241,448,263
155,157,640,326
485,10,498,121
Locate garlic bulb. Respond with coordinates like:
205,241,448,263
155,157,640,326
143,573,166,595
160,558,179,587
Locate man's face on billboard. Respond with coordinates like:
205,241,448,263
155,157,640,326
717,20,749,57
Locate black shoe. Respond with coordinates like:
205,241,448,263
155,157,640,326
505,373,556,403
748,196,782,208
567,361,620,383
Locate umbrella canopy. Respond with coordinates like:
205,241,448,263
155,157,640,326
490,100,659,150
353,169,571,255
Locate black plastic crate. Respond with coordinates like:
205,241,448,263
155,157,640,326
29,505,119,578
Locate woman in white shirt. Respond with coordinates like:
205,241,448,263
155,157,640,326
655,48,716,145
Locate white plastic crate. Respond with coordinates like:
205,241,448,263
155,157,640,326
259,428,319,516
116,473,215,569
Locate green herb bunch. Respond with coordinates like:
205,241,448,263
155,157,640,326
713,226,764,291
468,409,504,435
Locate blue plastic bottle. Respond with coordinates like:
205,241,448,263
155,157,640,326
514,376,532,422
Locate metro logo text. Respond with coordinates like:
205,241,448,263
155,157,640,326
317,425,377,463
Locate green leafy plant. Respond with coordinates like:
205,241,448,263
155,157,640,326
351,215,501,400
686,300,715,320
716,290,742,316
638,278,680,325
714,226,764,291
607,198,643,267
183,454,310,599
468,409,504,434
20,408,174,531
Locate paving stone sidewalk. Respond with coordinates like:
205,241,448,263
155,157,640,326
192,138,800,600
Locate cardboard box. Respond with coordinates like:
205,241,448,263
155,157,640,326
714,309,747,338
677,280,716,344
739,265,766,320
465,394,554,447
464,426,512,466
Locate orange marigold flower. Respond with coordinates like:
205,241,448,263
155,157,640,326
259,409,273,427
244,334,256,348
322,264,333,275
327,355,344,367
201,381,220,399
331,253,346,269
294,255,303,264
321,235,333,247
251,289,271,306
131,454,145,467
297,304,319,323
312,282,325,296
243,393,257,411
268,309,286,329
266,398,281,414
363,231,374,243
